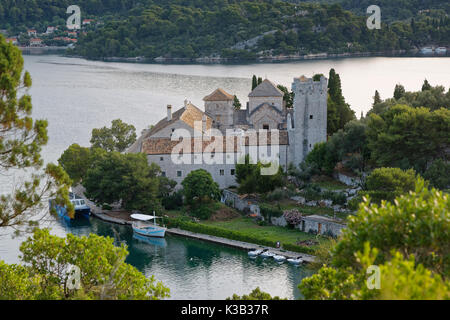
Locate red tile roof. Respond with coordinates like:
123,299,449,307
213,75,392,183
142,131,288,155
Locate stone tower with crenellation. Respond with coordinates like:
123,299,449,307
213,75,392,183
288,75,328,165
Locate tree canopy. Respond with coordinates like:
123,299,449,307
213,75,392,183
0,35,72,230
90,119,137,152
0,228,170,300
299,178,450,299
83,152,163,212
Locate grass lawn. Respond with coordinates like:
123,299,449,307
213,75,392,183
311,180,349,191
202,216,329,250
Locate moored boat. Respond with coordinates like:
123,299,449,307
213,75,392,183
248,248,267,257
287,256,303,265
131,213,166,238
435,47,447,54
273,255,286,262
49,192,91,222
420,47,433,54
260,251,276,258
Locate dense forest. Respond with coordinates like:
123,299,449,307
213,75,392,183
0,0,448,59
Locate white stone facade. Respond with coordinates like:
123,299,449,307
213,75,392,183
130,76,328,189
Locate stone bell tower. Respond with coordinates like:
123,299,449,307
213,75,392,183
288,75,328,165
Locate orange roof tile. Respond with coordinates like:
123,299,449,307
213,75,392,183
203,88,235,101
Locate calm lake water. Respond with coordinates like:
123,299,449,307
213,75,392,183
0,54,449,299
0,216,312,300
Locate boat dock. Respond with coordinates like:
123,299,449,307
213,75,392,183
72,184,316,263
166,228,316,263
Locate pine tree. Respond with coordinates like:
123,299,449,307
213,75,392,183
0,36,72,229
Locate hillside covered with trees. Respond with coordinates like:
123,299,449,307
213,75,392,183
0,0,448,60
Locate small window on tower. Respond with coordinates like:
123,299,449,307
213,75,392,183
310,115,313,119
263,124,269,130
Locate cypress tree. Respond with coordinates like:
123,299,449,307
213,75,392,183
422,79,431,91
393,84,405,100
373,90,381,105
251,75,258,90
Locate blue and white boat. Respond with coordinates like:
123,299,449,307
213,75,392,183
131,213,166,238
49,192,91,222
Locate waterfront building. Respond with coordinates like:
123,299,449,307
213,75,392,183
30,38,43,46
129,76,328,189
46,26,57,34
6,38,18,45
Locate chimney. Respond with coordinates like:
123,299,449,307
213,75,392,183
167,105,172,121
184,99,188,108
202,114,207,133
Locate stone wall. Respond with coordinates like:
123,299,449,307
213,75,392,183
222,189,260,215
299,215,345,237
333,172,361,187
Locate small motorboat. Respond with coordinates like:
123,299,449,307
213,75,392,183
273,255,286,262
131,213,166,238
248,248,267,257
49,192,90,222
287,256,303,265
260,251,276,258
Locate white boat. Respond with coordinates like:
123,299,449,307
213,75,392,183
260,251,276,258
273,255,286,262
248,248,267,257
420,47,433,54
131,213,166,238
287,256,304,265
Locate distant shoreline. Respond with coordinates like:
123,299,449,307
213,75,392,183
21,46,449,64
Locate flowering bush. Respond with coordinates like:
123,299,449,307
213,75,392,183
283,209,303,226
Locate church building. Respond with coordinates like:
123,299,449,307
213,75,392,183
128,76,328,189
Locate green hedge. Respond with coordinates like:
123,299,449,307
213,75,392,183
282,243,315,255
167,217,315,254
170,218,278,248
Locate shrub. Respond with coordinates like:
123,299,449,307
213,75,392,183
190,205,213,220
282,209,303,226
282,243,314,255
423,159,450,190
162,190,183,210
347,195,363,211
303,184,322,201
259,203,283,220
264,188,285,202
331,192,347,205
364,167,418,203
